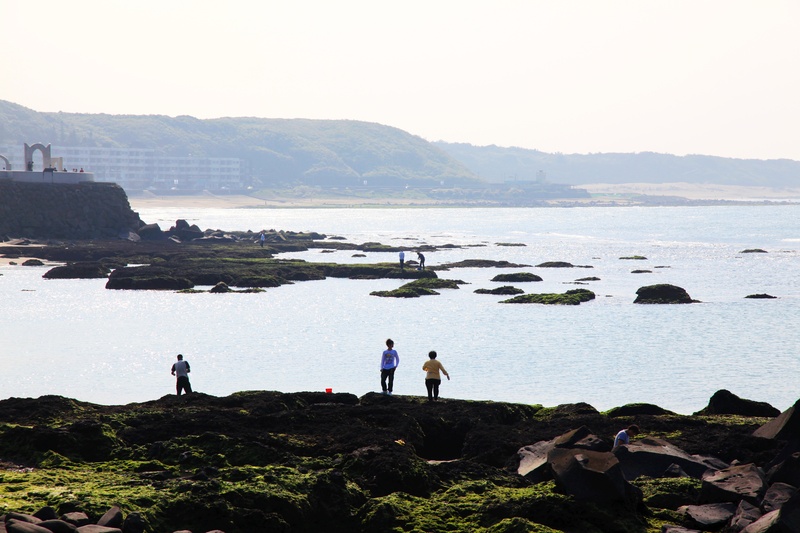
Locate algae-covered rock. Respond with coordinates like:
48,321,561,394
43,262,112,279
501,289,595,305
694,389,780,418
474,286,524,295
536,261,575,268
491,272,543,282
634,284,696,304
0,390,788,533
435,259,531,270
606,403,675,417
370,278,462,298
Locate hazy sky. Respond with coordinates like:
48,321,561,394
3,1,799,160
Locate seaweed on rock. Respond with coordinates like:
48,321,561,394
501,289,596,305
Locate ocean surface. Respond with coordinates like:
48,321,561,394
2,205,800,414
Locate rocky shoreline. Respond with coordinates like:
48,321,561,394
0,389,798,533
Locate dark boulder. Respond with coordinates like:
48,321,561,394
32,508,58,521
614,437,728,480
740,510,780,531
5,520,53,533
753,399,800,442
60,512,90,527
97,506,124,528
677,502,737,530
137,223,164,240
37,519,78,532
5,513,42,524
700,463,768,505
168,221,204,242
767,452,800,486
634,284,696,304
490,272,543,282
516,426,609,482
729,500,763,532
210,281,232,293
607,403,675,417
773,489,800,531
695,390,780,418
121,512,146,533
548,448,642,506
745,294,777,299
74,526,123,533
43,262,111,279
761,482,797,513
22,259,45,266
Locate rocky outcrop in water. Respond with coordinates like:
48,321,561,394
634,283,696,304
0,181,141,239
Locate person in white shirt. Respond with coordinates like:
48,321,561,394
613,425,640,449
171,354,192,395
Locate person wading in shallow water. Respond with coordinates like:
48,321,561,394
171,354,192,395
380,339,399,395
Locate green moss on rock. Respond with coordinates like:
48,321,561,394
501,289,596,305
491,273,543,282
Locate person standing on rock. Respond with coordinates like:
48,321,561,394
422,350,449,402
417,252,425,270
259,232,266,247
399,251,405,271
613,424,639,449
171,354,192,395
380,339,400,395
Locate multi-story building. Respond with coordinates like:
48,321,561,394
0,144,245,192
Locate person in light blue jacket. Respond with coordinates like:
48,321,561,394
380,338,400,395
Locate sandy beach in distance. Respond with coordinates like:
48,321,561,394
127,183,800,211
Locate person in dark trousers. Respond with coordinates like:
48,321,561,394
171,354,192,395
422,350,450,401
380,338,399,395
417,252,425,270
399,251,405,271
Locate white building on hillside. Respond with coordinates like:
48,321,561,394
0,144,245,191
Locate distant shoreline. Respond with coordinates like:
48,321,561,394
128,183,800,210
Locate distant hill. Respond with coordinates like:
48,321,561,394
435,142,800,188
4,100,798,191
0,100,481,188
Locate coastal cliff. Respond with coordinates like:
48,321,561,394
0,181,141,239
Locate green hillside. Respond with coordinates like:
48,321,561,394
436,142,800,187
0,100,481,188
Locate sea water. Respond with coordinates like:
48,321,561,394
2,205,799,414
